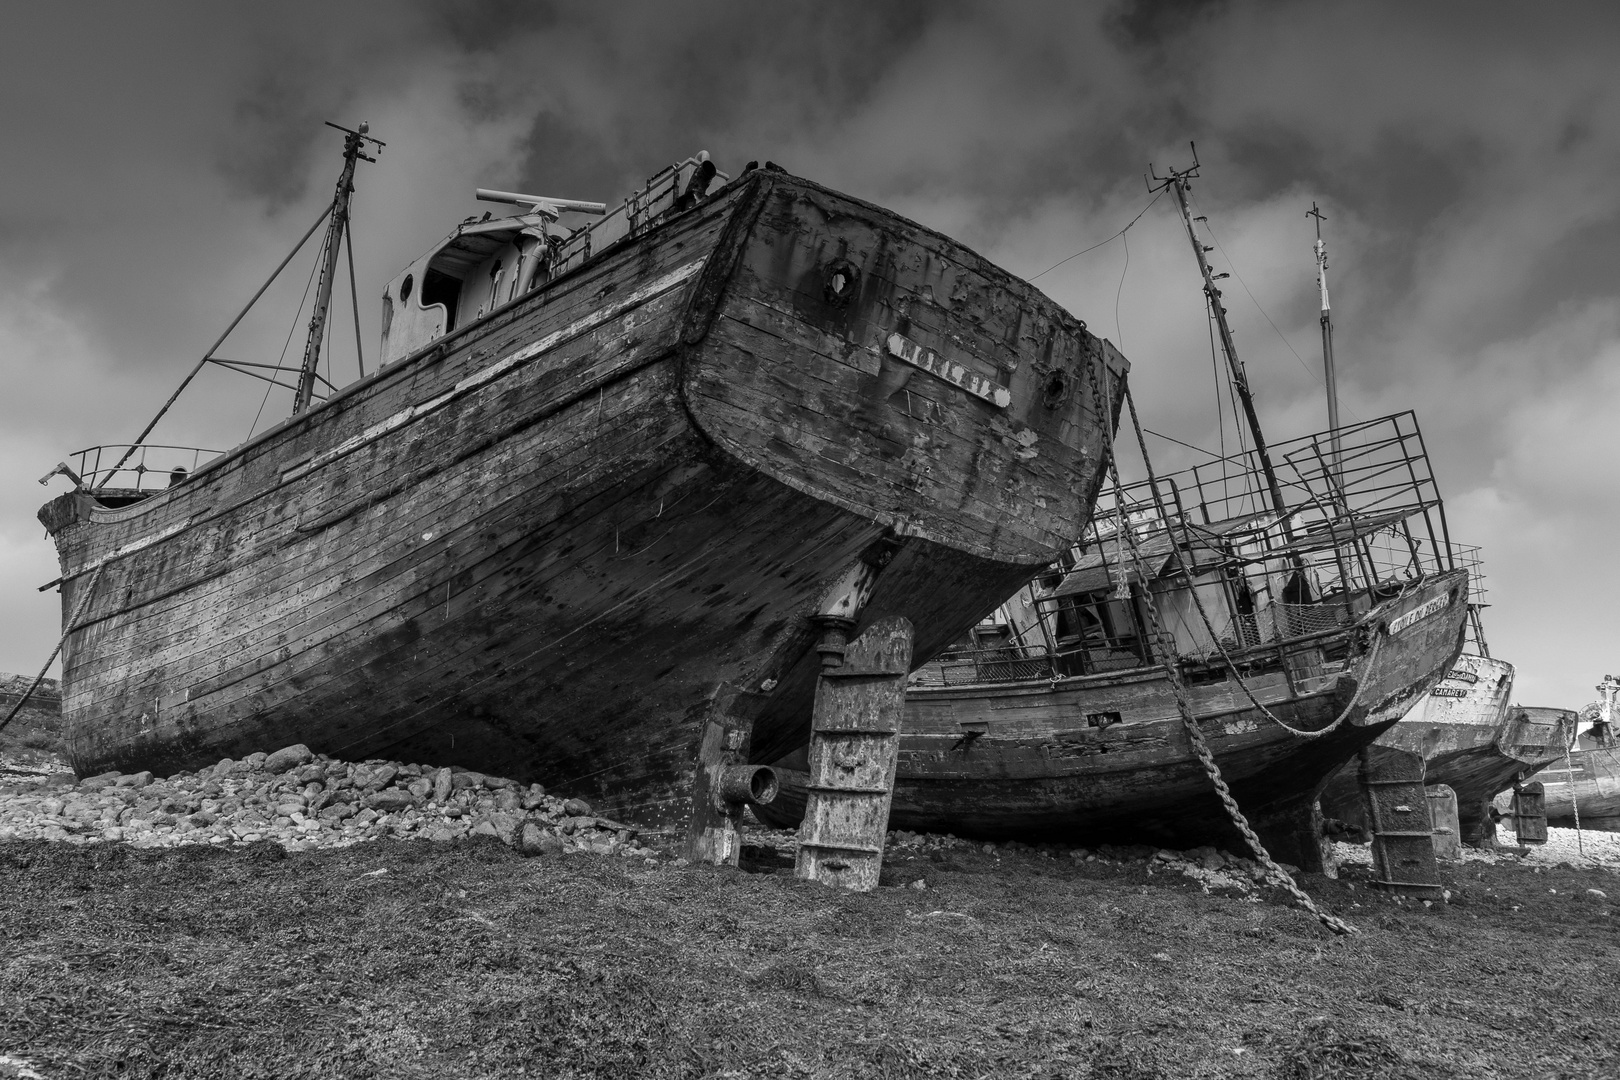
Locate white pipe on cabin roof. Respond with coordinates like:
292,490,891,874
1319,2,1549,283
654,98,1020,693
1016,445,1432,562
475,189,608,215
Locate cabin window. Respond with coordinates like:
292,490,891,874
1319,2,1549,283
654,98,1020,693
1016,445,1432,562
422,268,462,331
1048,588,1149,675
399,273,414,302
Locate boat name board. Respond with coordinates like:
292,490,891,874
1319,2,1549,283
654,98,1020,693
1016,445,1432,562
1431,686,1470,698
283,258,708,486
886,332,1011,409
1387,592,1452,636
1443,667,1479,685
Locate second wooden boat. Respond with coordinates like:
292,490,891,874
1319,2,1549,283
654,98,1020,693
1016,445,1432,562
760,411,1471,868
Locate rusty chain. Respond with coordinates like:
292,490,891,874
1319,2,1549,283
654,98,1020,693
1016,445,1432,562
1087,359,1356,935
1119,384,1383,741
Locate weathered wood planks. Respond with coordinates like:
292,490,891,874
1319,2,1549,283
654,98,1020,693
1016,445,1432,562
41,170,1127,832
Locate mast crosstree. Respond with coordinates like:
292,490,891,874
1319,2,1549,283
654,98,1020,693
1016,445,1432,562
1149,147,1290,533
294,121,384,414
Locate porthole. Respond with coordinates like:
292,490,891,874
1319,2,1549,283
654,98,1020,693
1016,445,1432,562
1042,370,1070,409
399,273,414,302
824,259,859,307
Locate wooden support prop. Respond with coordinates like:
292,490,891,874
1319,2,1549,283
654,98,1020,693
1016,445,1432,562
1251,796,1337,878
1426,783,1462,861
1509,780,1548,846
686,684,780,866
795,615,914,891
1357,745,1443,896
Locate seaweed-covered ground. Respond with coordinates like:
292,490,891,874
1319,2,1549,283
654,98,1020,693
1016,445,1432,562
1,830,1617,1079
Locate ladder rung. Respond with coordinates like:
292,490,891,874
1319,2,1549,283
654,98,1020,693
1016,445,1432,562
1371,830,1434,838
799,841,883,856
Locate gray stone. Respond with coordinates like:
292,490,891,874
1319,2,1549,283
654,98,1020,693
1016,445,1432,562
319,803,356,823
292,763,326,785
450,771,486,791
365,790,417,812
407,776,433,800
79,771,121,790
563,798,592,816
520,791,549,811
433,768,453,803
115,771,154,788
483,775,517,791
471,820,500,838
263,745,313,774
188,811,217,828
243,751,268,769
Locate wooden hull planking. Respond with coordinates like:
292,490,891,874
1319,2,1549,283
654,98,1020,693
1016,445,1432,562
1512,730,1620,824
1317,655,1570,843
760,571,1469,852
40,171,1127,827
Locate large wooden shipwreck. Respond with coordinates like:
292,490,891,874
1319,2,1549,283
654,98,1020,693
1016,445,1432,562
36,138,1129,845
758,412,1471,865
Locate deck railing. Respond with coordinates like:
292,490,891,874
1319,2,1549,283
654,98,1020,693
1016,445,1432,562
63,444,222,494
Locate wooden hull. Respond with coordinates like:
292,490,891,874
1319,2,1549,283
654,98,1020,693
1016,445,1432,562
40,172,1127,826
759,572,1468,854
1317,656,1573,844
1512,733,1620,825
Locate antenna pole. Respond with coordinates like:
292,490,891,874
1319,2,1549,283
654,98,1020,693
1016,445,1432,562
1156,158,1291,532
1309,201,1342,480
293,122,380,413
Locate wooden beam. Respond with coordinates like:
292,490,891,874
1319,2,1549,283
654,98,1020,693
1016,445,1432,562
795,615,913,891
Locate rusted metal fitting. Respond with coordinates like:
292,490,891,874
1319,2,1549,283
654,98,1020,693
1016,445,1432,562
717,764,779,807
813,615,856,671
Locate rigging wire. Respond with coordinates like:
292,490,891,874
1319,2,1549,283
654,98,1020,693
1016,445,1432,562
248,235,325,440
1028,188,1165,282
1188,190,1364,424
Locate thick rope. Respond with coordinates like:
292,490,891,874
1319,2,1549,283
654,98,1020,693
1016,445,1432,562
0,562,106,737
1120,383,1385,740
1563,735,1584,855
1091,366,1355,935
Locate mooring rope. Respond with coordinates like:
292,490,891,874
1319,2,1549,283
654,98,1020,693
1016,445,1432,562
1563,735,1584,855
1092,367,1355,935
1120,383,1384,741
0,562,106,738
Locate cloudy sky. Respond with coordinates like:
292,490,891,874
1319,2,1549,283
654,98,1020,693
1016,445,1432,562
2,1,1616,710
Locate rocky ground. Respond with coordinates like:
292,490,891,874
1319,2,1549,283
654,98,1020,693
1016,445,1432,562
0,744,658,862
3,745,1619,1077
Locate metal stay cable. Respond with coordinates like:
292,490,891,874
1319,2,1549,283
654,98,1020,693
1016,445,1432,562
0,563,107,737
1090,365,1356,935
1120,382,1381,741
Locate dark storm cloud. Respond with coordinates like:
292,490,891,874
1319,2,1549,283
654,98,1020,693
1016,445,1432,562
2,0,1618,707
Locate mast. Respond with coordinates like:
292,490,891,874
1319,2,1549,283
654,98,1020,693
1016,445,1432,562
293,122,380,414
1152,153,1291,530
1308,201,1343,476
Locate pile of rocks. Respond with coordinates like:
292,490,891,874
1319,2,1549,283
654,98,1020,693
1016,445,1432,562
0,743,662,862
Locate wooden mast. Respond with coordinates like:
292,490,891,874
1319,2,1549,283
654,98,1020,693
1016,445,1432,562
1154,154,1291,531
1308,202,1343,476
293,122,380,414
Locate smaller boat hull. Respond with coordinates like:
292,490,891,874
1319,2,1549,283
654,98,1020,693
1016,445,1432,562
1502,732,1620,829
761,571,1468,864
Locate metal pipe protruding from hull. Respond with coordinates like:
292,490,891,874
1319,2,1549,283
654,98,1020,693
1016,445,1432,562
717,764,779,807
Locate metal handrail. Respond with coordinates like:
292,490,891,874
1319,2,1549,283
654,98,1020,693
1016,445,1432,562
64,444,222,494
